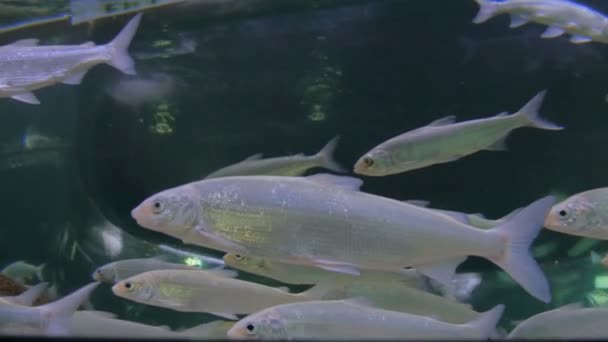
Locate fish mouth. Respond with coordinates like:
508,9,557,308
226,327,248,340
543,212,560,229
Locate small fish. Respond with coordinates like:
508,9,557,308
227,300,505,340
92,257,204,283
131,173,555,303
223,253,481,302
544,187,608,239
0,13,142,105
507,303,608,339
472,0,608,45
111,269,340,320
1,261,45,285
105,72,178,109
353,90,562,176
0,282,99,336
205,136,345,178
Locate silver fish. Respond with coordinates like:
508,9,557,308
473,0,608,44
227,300,505,340
131,173,554,303
0,13,142,104
507,303,608,339
353,90,562,176
205,136,345,178
0,282,99,336
111,269,339,320
544,187,608,239
92,257,204,283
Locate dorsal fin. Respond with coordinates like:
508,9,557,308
4,38,40,47
427,115,456,127
242,153,263,162
402,200,431,207
306,174,363,191
493,111,510,118
79,41,95,47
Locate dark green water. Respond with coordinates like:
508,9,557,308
1,0,608,334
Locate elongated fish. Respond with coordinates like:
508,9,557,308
507,303,608,339
0,282,99,336
131,173,555,302
472,0,608,44
227,300,504,340
544,187,608,239
353,90,562,176
111,269,340,320
205,136,345,178
92,257,202,283
223,253,482,302
0,13,142,105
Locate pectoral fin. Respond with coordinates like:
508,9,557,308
570,35,592,44
541,26,565,39
11,92,40,105
210,312,239,320
417,257,467,286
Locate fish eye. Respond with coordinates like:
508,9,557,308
124,282,133,290
151,199,164,213
363,156,374,167
234,254,245,261
245,323,256,335
558,209,570,219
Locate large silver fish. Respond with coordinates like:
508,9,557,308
353,90,562,176
131,173,554,303
227,300,504,340
0,13,142,104
473,0,608,44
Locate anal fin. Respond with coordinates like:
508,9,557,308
485,136,509,151
541,26,565,38
61,70,87,85
11,92,40,104
417,257,467,286
570,35,592,44
509,15,529,28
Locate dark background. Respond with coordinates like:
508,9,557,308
0,0,607,329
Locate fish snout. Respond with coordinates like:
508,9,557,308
226,325,250,340
543,210,560,229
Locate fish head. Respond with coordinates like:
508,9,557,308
92,265,116,283
353,149,392,176
227,309,287,340
223,253,266,273
131,186,199,238
545,195,598,234
112,276,154,302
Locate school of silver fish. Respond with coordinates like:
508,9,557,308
4,0,608,339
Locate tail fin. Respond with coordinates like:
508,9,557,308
39,282,100,336
106,13,142,75
467,304,505,339
472,0,499,24
487,196,555,303
8,282,48,306
315,136,346,173
517,90,564,130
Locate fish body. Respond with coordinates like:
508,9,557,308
0,282,98,336
354,90,562,176
473,0,608,44
111,269,337,319
92,258,201,283
132,174,554,302
1,261,44,285
544,187,608,239
227,300,504,340
0,13,142,104
0,283,48,307
205,137,344,178
507,304,608,339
